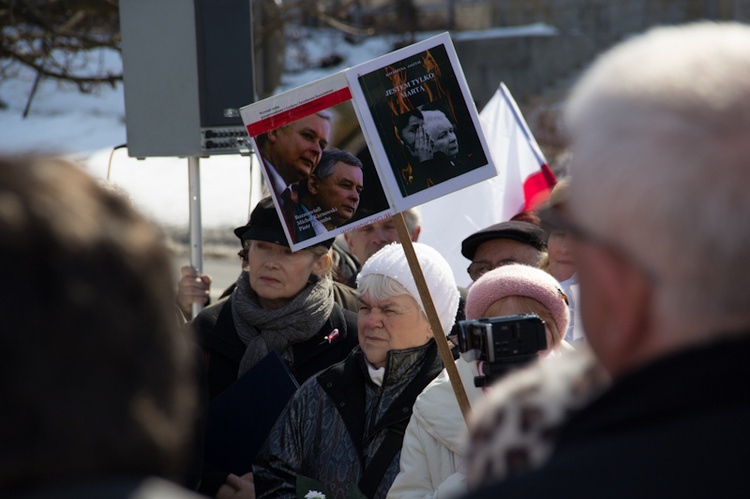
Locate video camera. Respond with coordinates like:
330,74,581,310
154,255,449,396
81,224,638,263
457,313,547,387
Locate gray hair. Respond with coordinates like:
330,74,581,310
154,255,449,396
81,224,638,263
357,274,427,323
256,110,333,147
565,22,750,332
358,274,412,302
403,207,421,234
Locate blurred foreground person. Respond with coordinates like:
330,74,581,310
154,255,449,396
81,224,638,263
0,155,199,498
388,264,571,499
253,243,459,498
467,22,750,498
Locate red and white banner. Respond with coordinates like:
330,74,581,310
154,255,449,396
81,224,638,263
419,83,557,286
478,83,557,218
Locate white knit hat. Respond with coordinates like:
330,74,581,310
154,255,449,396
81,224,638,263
357,242,459,335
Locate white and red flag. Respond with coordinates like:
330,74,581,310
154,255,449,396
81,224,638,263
479,83,557,218
420,83,557,286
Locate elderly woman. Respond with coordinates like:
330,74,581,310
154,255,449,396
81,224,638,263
192,197,358,496
193,197,358,398
388,264,572,499
253,242,460,498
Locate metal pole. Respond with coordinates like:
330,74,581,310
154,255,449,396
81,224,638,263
188,156,204,318
447,0,455,31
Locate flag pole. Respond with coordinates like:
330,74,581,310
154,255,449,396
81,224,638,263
393,212,472,424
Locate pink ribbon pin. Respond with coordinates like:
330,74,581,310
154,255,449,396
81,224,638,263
324,328,340,344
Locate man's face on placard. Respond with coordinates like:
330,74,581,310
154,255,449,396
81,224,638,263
423,110,459,158
265,114,331,185
309,161,364,227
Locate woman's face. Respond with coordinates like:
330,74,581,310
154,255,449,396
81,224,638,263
357,291,432,369
547,230,576,282
247,240,327,310
399,115,424,153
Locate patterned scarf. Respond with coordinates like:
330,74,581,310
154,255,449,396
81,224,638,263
232,271,334,377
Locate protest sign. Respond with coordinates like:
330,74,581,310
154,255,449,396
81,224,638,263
240,32,495,251
240,33,491,423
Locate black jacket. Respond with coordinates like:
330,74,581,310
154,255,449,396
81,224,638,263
254,340,444,499
191,296,358,495
467,333,750,498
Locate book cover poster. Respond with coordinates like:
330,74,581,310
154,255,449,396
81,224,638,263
351,33,495,212
240,73,394,251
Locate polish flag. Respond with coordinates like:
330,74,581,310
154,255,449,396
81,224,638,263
419,83,557,286
478,83,557,219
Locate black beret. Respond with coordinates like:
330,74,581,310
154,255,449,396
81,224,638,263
461,221,546,260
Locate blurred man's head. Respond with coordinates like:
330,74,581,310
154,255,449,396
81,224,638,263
260,112,332,185
299,149,364,229
461,221,546,281
560,22,750,376
0,155,196,490
344,208,421,265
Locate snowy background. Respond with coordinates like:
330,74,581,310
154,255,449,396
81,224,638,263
0,27,553,289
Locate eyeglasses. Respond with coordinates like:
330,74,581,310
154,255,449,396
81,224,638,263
467,259,523,282
538,204,658,284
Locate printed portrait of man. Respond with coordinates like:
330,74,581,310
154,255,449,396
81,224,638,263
257,111,332,230
294,148,364,242
422,108,459,161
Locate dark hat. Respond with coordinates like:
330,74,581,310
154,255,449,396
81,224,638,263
233,197,334,249
461,220,546,260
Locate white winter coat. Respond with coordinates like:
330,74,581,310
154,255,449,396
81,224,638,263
387,358,484,499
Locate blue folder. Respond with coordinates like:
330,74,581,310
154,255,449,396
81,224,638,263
203,350,300,475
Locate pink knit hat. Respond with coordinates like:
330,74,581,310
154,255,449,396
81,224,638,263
465,264,570,336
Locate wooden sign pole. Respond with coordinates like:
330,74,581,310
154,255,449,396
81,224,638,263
393,212,472,424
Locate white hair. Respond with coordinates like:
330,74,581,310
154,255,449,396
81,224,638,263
565,22,750,332
358,274,413,303
403,207,422,234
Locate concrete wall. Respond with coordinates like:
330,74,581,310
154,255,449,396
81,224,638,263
453,30,596,109
489,0,749,47
452,0,750,109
